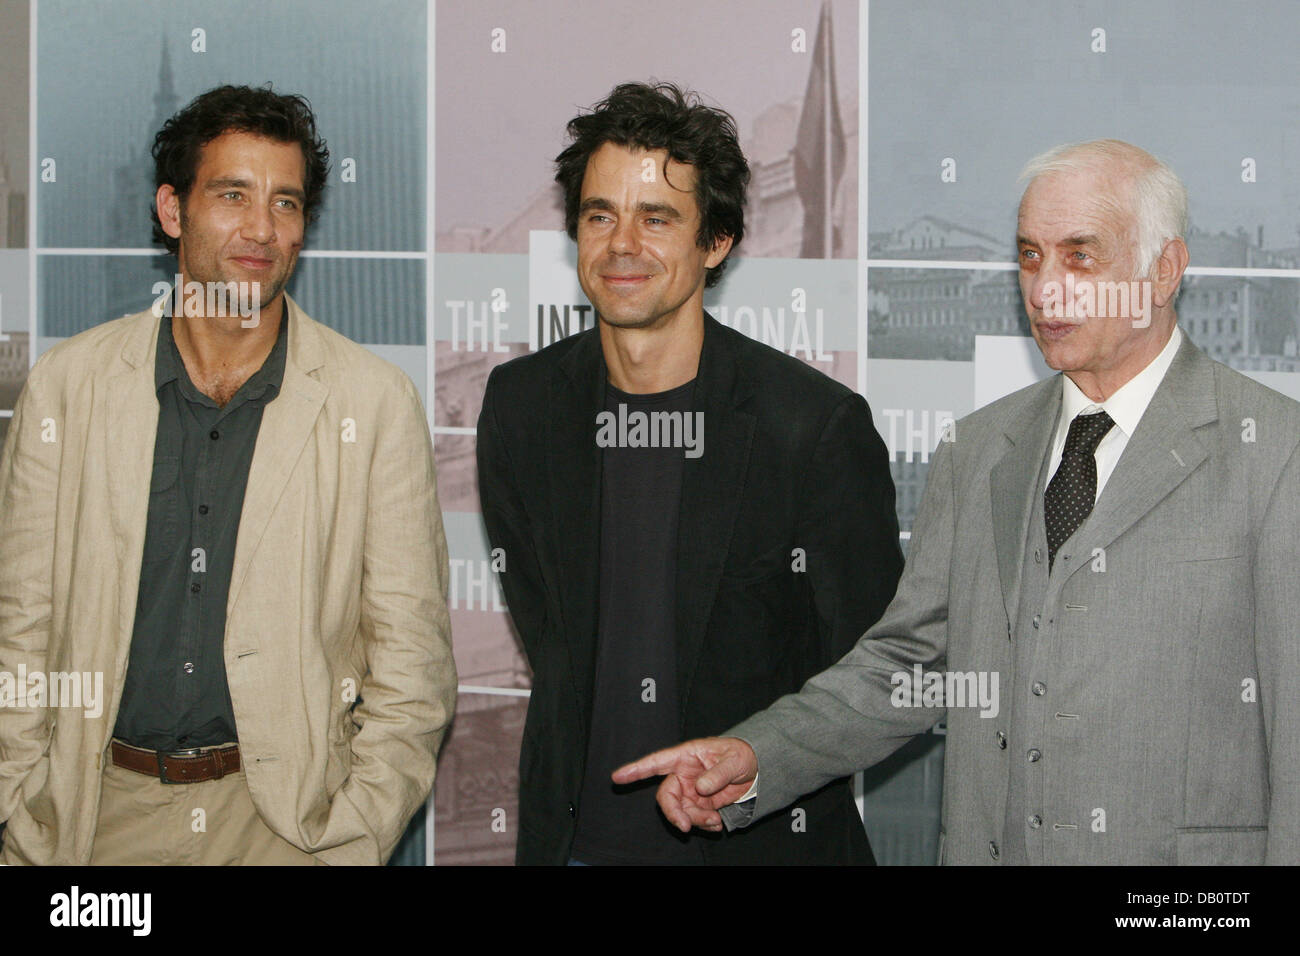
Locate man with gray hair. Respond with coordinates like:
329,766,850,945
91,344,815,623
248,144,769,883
617,139,1300,865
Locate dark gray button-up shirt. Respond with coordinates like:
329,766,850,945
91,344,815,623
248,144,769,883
113,313,287,751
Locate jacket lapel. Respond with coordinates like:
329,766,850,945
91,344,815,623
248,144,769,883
548,330,605,739
989,376,1061,628
104,311,165,710
1070,336,1215,565
675,317,757,726
226,296,328,612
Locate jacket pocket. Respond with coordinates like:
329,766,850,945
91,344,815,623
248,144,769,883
1175,825,1267,865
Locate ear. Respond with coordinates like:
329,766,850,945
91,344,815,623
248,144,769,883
155,184,183,241
705,233,734,269
1150,236,1189,309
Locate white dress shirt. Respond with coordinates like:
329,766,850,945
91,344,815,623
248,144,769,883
1044,325,1183,500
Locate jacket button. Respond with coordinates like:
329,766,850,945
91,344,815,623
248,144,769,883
1027,748,1042,763
996,730,1007,750
568,803,576,818
1034,548,1043,564
1032,681,1046,696
1032,614,1041,629
989,841,1000,861
1028,814,1042,829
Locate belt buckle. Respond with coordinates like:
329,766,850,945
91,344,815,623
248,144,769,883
157,747,202,785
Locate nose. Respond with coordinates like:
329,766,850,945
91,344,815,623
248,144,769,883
1025,256,1062,314
241,201,276,245
608,217,639,255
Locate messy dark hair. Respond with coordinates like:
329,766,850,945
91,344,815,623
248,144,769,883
555,82,749,288
150,84,330,254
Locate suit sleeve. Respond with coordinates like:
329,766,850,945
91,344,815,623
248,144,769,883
798,394,903,664
476,368,549,657
0,361,60,827
723,422,955,826
314,374,457,865
1254,439,1300,864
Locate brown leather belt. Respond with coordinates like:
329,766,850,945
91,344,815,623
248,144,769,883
111,740,241,784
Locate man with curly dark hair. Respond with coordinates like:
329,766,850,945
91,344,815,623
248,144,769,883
0,85,455,865
478,82,901,865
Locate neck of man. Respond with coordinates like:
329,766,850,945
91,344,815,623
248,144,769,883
599,308,704,394
1065,309,1178,403
170,283,284,406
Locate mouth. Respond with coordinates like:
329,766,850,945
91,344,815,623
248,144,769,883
231,255,275,271
1035,319,1081,341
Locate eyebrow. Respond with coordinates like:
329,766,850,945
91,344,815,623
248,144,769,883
1015,233,1102,247
578,197,684,220
204,177,307,203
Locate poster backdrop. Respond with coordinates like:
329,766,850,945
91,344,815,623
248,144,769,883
1,0,1298,864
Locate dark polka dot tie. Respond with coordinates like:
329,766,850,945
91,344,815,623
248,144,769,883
1044,409,1114,570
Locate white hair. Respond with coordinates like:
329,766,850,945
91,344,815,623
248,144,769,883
1019,139,1188,278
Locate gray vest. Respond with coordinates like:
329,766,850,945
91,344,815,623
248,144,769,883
1001,450,1096,864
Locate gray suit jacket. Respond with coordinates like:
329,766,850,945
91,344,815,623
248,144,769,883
725,335,1300,864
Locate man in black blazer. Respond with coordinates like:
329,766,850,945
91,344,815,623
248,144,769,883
476,82,902,865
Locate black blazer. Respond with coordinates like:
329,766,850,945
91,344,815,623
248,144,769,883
477,314,903,864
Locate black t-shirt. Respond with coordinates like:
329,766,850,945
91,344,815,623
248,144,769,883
569,378,702,864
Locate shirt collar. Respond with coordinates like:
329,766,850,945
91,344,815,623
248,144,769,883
155,310,290,406
1059,324,1183,438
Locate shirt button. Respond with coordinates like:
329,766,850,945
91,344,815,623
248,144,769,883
1027,748,1042,763
1028,814,1042,829
1034,548,1043,564
183,662,195,674
1032,681,1046,696
1032,614,1041,629
996,730,1007,750
988,841,1000,861
190,582,201,593
210,430,220,440
198,504,209,515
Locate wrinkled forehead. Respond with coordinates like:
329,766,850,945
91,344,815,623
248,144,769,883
1017,166,1136,240
583,143,698,195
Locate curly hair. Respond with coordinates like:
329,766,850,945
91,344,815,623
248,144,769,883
555,82,749,288
150,84,330,254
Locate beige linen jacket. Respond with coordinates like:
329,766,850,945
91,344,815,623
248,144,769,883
0,295,455,865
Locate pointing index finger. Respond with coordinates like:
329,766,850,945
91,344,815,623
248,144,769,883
612,744,686,784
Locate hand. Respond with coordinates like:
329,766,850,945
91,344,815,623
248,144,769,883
613,737,758,833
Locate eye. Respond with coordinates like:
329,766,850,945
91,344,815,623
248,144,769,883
221,191,242,201
275,198,299,210
1019,248,1039,261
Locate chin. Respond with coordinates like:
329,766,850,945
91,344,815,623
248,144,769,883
597,311,659,330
